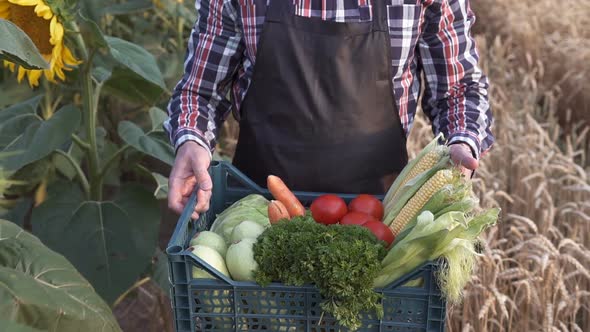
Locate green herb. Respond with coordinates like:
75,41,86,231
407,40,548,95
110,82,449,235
253,217,386,331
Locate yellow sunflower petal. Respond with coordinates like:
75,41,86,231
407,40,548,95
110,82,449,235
54,66,65,80
62,47,82,66
7,0,40,6
43,67,55,82
34,3,52,20
51,41,62,63
49,16,64,45
3,61,16,72
17,66,26,82
5,0,78,86
27,69,43,87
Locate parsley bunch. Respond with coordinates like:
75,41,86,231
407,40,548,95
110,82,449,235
253,217,387,330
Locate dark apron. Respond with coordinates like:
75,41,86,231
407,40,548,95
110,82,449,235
233,0,408,194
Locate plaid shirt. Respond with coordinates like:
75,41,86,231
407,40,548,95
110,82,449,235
165,0,495,159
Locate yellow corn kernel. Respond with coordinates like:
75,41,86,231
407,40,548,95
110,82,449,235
384,146,446,213
389,169,454,237
400,147,445,190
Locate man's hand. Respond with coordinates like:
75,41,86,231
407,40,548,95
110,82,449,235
168,141,213,220
449,143,479,178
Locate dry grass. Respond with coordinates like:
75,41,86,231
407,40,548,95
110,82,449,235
470,0,590,133
216,3,590,330
405,34,590,331
429,2,590,329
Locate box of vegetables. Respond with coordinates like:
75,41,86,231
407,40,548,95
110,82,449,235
165,135,500,332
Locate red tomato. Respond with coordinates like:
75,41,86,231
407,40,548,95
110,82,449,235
310,194,348,225
348,194,384,220
362,221,395,246
340,212,378,226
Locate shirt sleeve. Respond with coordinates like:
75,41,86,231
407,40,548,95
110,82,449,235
164,0,245,156
417,0,495,159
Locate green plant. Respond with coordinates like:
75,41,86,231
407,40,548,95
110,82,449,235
0,218,122,331
0,0,191,305
1,153,121,331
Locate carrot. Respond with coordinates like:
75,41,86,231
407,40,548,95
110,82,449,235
267,175,306,217
268,200,290,224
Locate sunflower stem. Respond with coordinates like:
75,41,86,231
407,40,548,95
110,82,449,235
72,21,102,201
71,134,90,151
42,80,54,120
82,67,101,201
54,150,90,198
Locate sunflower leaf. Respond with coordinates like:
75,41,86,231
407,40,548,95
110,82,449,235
78,11,108,49
0,218,122,331
151,172,168,200
118,120,174,165
101,0,153,15
105,36,166,87
0,19,49,70
31,181,161,304
0,105,81,172
0,320,45,332
149,107,168,131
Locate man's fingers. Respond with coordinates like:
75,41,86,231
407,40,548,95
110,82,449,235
459,166,474,178
195,168,213,191
181,176,197,196
168,141,213,219
450,144,479,170
192,167,213,213
168,177,187,214
195,186,212,212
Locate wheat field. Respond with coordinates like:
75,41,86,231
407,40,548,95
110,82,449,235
412,1,590,330
217,1,590,330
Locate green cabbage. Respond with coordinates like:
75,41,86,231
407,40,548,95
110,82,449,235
209,194,270,244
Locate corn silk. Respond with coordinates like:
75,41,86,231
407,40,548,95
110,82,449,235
374,208,500,303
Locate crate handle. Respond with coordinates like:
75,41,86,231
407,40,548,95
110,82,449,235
166,190,199,255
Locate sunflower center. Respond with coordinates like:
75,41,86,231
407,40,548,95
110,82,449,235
9,4,53,54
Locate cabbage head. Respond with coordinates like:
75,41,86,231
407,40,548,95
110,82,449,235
209,194,270,244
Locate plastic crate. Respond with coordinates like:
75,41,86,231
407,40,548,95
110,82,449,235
166,161,446,332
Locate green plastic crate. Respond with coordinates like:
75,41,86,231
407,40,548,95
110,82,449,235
166,161,446,332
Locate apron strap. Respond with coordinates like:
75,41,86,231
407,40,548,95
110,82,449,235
372,0,388,31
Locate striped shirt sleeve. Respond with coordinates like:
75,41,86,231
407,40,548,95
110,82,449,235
418,0,495,159
164,0,244,156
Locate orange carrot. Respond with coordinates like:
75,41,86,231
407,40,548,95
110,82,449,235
267,175,306,217
268,200,290,224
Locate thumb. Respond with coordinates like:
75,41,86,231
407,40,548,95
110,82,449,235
450,143,479,170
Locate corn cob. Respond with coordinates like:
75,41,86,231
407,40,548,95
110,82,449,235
383,134,449,214
390,183,471,247
384,146,448,214
388,169,454,237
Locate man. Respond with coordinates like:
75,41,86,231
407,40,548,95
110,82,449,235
165,0,495,219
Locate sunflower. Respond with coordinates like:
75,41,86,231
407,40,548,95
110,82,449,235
0,0,81,87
